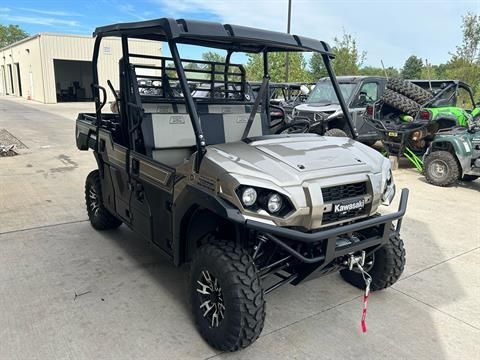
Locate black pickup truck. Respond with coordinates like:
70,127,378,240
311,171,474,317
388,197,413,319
292,76,386,145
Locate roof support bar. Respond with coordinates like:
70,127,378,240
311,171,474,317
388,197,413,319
242,76,269,139
224,50,232,99
321,54,358,139
92,35,102,152
263,51,271,126
168,40,205,172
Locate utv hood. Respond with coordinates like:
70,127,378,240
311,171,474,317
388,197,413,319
204,135,384,186
254,136,367,171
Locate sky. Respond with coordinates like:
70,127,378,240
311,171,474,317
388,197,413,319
0,0,479,68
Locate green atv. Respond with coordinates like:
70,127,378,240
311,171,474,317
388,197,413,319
366,79,480,171
423,116,480,187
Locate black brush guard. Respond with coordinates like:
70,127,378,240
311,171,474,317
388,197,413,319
366,115,428,157
230,188,409,286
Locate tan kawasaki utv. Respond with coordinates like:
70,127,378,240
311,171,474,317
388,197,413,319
76,18,409,351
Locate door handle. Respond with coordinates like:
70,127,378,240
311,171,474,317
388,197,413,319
135,181,144,202
131,158,140,175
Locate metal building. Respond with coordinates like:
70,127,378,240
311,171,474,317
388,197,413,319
0,33,161,103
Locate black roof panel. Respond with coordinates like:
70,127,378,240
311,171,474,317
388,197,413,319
318,75,386,82
94,18,333,55
410,79,471,89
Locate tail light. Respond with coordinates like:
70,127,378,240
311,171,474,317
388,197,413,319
366,105,373,117
419,110,431,121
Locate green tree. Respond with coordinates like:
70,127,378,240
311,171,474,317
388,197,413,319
202,51,226,63
201,51,226,80
332,31,366,75
419,63,448,80
359,66,400,77
401,55,423,79
453,12,480,63
183,61,203,80
444,13,480,101
358,66,384,76
0,24,28,48
309,52,328,80
309,30,366,79
245,52,310,82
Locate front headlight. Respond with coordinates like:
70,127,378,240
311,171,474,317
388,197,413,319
236,186,293,216
381,165,396,206
241,187,257,207
267,193,283,213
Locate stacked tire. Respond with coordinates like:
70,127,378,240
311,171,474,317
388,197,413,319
380,78,433,116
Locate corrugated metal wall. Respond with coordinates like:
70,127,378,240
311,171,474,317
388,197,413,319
0,33,161,103
0,36,45,102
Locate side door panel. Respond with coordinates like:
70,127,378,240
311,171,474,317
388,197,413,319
129,152,175,256
98,130,132,222
352,81,382,138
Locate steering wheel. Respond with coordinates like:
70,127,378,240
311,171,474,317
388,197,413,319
275,119,310,134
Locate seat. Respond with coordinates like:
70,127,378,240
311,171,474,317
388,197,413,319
140,102,265,167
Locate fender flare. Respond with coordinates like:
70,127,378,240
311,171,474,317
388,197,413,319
430,136,467,156
172,184,244,265
427,136,471,173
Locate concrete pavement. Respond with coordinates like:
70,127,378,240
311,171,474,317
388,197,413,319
0,96,479,359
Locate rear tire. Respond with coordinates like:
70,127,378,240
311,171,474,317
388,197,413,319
424,151,460,187
85,170,122,230
381,89,420,116
340,230,406,291
190,241,265,351
324,128,348,137
386,78,432,104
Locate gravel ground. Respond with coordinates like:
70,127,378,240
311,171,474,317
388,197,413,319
0,128,28,149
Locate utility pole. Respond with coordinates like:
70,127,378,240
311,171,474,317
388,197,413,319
285,0,292,82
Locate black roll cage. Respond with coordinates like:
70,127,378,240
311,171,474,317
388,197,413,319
91,18,357,172
412,80,476,109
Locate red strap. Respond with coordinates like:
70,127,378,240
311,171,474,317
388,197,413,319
361,293,369,333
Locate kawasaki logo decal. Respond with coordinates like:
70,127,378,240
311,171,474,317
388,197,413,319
334,199,365,213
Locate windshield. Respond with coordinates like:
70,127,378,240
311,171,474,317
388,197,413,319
306,81,356,105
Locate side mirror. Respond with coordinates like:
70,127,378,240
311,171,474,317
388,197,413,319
269,105,285,121
353,92,368,107
92,84,107,112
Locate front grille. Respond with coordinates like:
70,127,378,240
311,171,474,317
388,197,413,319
322,207,365,224
321,182,367,203
296,111,315,121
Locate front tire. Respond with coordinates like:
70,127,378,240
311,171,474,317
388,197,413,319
340,230,406,291
424,151,460,187
324,128,348,137
85,170,122,230
190,241,265,351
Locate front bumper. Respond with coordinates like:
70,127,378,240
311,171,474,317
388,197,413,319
231,188,409,282
366,115,427,134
